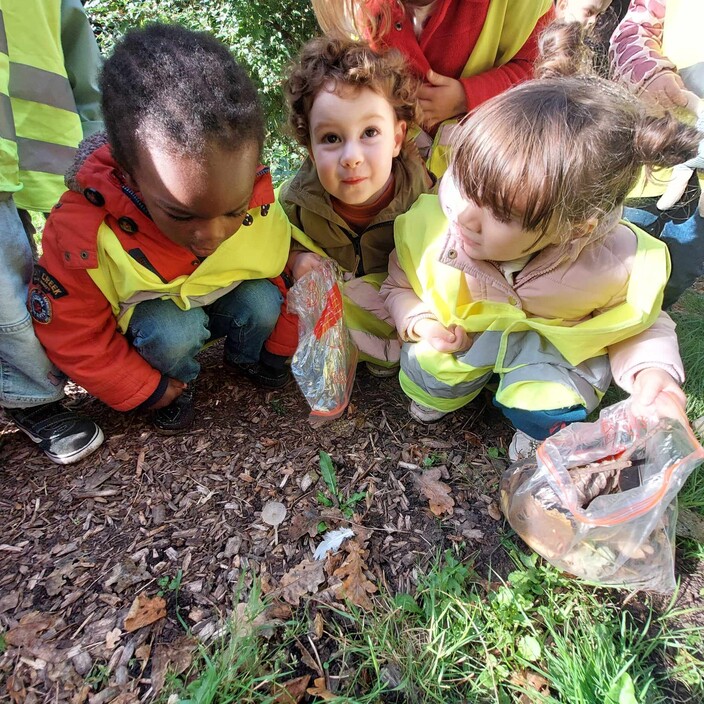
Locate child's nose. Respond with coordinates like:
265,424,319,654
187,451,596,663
458,202,482,233
194,218,231,250
340,141,363,168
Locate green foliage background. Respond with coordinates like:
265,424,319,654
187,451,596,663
84,0,319,183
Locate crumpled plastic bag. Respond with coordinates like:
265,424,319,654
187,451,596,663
287,259,358,426
500,399,704,593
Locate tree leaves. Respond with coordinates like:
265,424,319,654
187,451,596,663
123,593,166,632
333,540,378,610
279,559,326,606
413,468,455,516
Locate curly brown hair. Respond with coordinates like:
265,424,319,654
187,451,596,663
284,36,420,148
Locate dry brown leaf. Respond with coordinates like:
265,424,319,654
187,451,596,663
150,635,197,694
279,559,326,606
6,674,26,704
5,611,58,647
414,469,454,516
288,510,322,542
306,676,337,701
510,668,551,702
272,674,311,703
332,540,377,610
123,593,166,632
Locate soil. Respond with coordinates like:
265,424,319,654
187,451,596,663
1,343,702,702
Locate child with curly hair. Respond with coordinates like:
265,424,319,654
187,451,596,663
266,37,433,374
29,24,297,435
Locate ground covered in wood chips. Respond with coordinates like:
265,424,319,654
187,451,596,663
1,344,702,702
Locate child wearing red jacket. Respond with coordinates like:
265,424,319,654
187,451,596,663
30,25,295,435
312,0,554,175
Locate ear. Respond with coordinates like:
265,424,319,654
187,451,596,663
393,120,407,158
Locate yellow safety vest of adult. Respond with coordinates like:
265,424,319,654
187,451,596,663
0,1,83,210
394,196,668,369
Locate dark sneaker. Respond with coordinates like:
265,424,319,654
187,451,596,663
152,386,196,435
223,358,289,389
5,401,104,465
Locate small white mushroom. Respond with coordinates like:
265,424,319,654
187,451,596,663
261,501,287,545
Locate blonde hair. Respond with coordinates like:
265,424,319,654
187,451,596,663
311,0,394,44
449,22,701,248
284,36,420,148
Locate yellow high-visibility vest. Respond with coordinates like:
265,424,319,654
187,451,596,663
0,1,83,209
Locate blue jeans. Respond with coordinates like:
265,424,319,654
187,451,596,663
127,279,282,382
0,198,64,408
624,171,704,308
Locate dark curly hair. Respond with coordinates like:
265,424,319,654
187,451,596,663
284,36,420,148
100,24,264,173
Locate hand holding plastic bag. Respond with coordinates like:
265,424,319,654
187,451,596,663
500,398,704,593
657,92,704,216
287,259,357,426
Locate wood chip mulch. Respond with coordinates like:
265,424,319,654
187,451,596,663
1,342,702,702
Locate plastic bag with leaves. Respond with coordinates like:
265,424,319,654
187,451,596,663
500,398,704,593
287,259,358,426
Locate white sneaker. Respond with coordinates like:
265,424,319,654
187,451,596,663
365,361,398,378
508,429,541,462
409,400,448,423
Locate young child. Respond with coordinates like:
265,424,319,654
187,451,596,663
380,22,697,460
268,37,433,373
554,0,613,27
610,0,704,307
311,0,554,176
29,24,296,434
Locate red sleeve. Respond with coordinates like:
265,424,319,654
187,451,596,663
461,8,554,110
264,273,299,358
32,205,161,411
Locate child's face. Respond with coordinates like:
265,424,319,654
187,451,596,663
438,172,548,263
128,137,260,258
555,0,612,27
308,84,406,206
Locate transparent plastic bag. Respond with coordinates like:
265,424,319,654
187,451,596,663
287,259,358,426
500,398,704,593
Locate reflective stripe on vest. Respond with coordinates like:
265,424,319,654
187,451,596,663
0,10,20,193
1,1,82,210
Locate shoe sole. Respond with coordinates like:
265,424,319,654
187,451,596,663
409,407,447,424
44,427,105,465
366,366,398,379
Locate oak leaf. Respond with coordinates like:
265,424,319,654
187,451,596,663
288,509,321,542
414,469,454,516
332,540,377,610
123,593,166,632
279,559,325,606
273,674,311,703
306,677,337,701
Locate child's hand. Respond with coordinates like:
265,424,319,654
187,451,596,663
290,252,324,281
631,368,686,419
415,319,471,353
642,72,689,111
419,71,467,129
150,378,187,409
